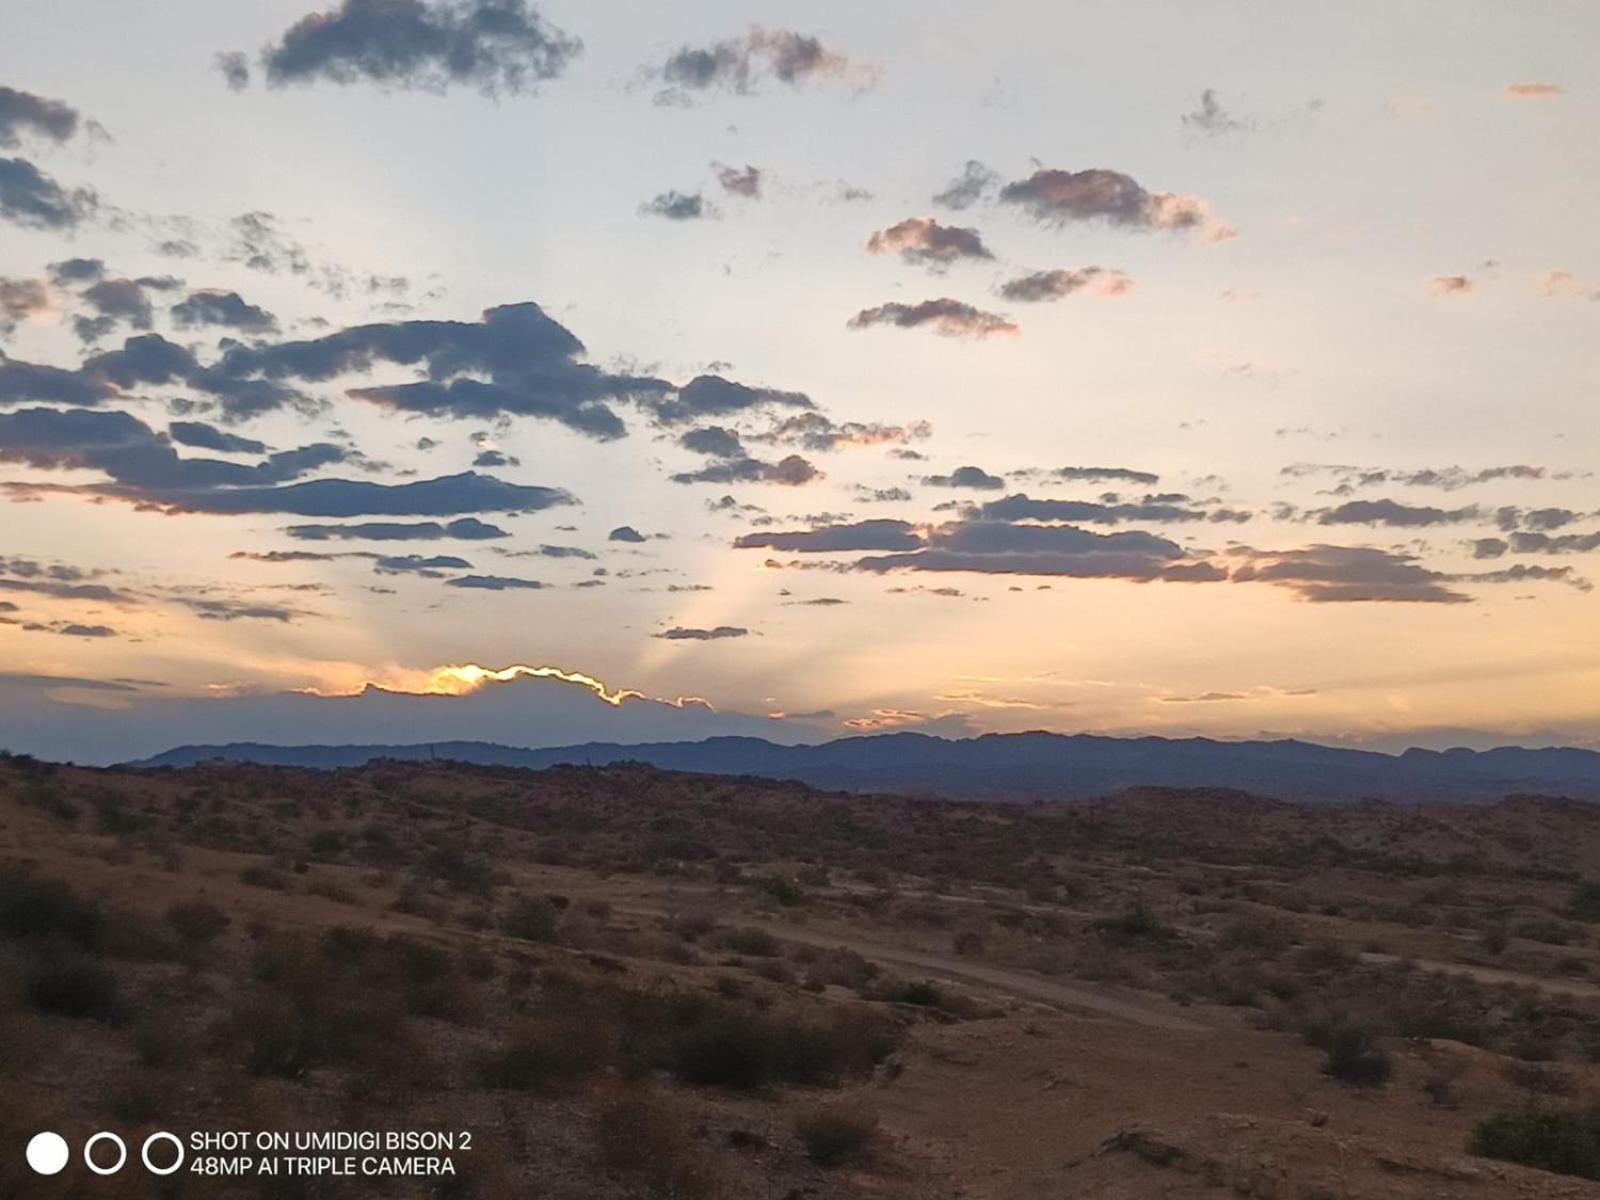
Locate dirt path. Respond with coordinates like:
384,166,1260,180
1359,950,1600,999
747,918,1213,1033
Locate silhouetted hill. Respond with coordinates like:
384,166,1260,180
126,731,1600,803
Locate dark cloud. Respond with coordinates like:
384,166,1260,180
923,465,1004,490
1281,462,1555,492
0,156,98,230
445,573,543,590
373,553,472,576
932,160,998,210
0,277,48,334
0,577,135,605
0,86,81,147
170,289,279,333
1462,563,1589,591
653,625,748,640
640,190,710,221
670,453,820,486
978,493,1224,525
998,266,1132,302
608,525,647,544
286,517,509,540
1052,465,1160,485
656,27,858,102
0,407,350,492
1181,89,1251,138
999,167,1230,239
680,426,745,458
1496,531,1600,555
714,164,762,198
1229,545,1469,604
73,275,183,343
848,299,1017,338
471,449,515,467
177,597,302,622
855,520,1221,583
168,422,268,455
650,375,812,426
8,465,572,517
48,258,104,285
755,412,930,453
735,518,923,553
866,217,992,267
1312,499,1482,527
216,51,252,90
255,0,581,95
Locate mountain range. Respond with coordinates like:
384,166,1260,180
129,731,1600,804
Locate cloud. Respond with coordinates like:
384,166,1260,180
48,257,104,285
446,574,543,590
670,453,820,486
1052,465,1160,485
1501,82,1563,100
72,275,183,343
0,407,354,493
1181,89,1252,138
0,86,81,147
4,301,810,437
1495,531,1600,556
855,520,1224,582
680,425,745,458
866,217,992,267
978,493,1224,525
653,625,748,640
608,525,647,543
734,518,924,552
373,553,472,576
0,577,136,605
998,266,1132,302
714,164,762,198
932,160,998,210
254,0,581,96
1228,545,1469,604
0,277,49,334
1281,462,1554,492
168,422,268,455
1312,499,1482,527
755,412,931,453
177,597,304,622
286,517,509,540
999,167,1232,240
655,27,862,102
923,465,1004,490
170,289,278,333
848,298,1017,338
640,190,710,221
0,156,97,230
8,464,573,517
216,51,252,90
1428,275,1474,295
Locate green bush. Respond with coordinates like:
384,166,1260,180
0,869,103,948
1470,1106,1600,1180
1316,1025,1392,1087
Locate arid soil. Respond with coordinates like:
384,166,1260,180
4,754,1600,1197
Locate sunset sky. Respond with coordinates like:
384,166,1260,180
2,0,1597,763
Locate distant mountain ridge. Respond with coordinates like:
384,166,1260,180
127,731,1600,803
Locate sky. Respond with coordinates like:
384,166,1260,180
1,0,1598,763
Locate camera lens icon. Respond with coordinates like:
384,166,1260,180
84,1132,127,1176
142,1132,185,1176
26,1132,70,1176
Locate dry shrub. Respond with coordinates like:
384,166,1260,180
794,1099,879,1166
595,1086,728,1197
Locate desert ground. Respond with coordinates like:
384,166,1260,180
5,753,1600,1197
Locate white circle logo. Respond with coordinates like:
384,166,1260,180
26,1132,70,1176
84,1131,128,1176
142,1132,185,1176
